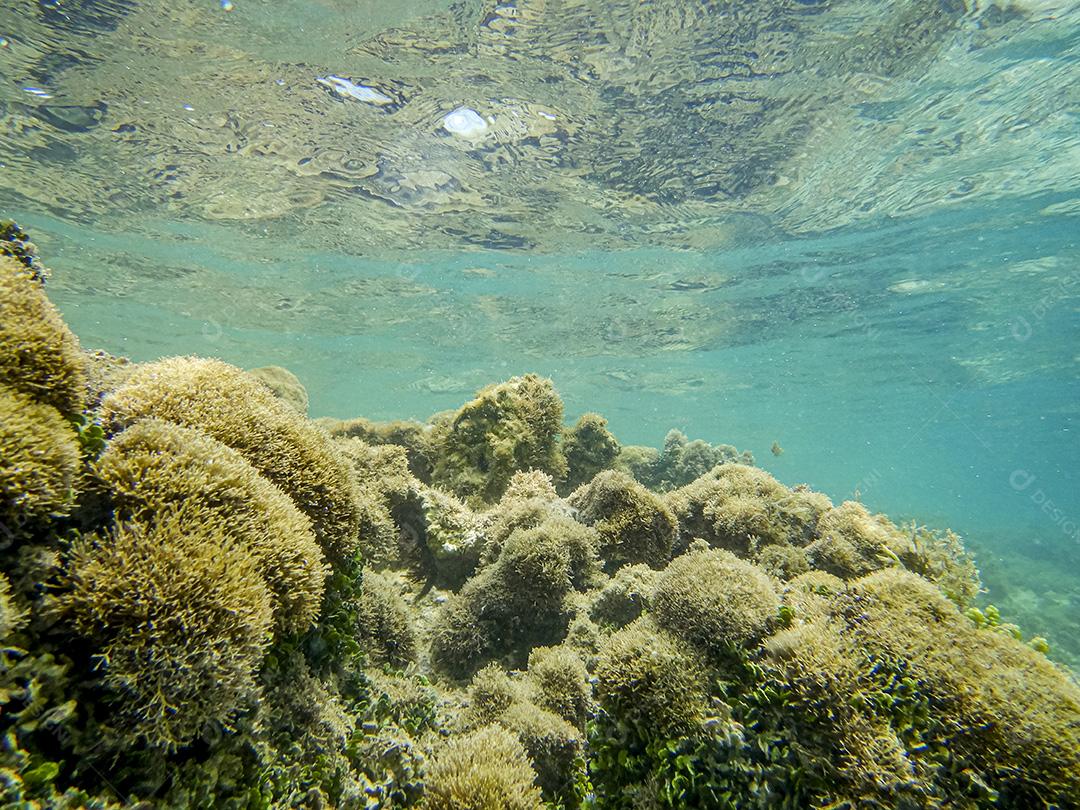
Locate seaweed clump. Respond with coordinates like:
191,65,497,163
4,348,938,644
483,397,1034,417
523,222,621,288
429,373,567,506
246,364,309,415
561,412,620,494
617,428,753,490
424,725,542,810
0,386,81,529
100,356,362,564
92,418,328,633
568,470,678,572
430,515,599,678
0,255,86,415
62,507,275,750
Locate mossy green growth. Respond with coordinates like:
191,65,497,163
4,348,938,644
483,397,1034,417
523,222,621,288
355,570,418,670
94,418,328,634
424,724,543,810
561,413,620,495
754,542,810,581
617,430,753,491
500,700,583,807
902,523,982,607
317,414,436,483
399,483,485,587
468,664,523,725
336,437,418,570
0,385,81,531
100,356,362,565
0,573,24,640
61,505,275,751
650,545,780,657
0,255,86,415
525,645,593,731
478,470,563,567
804,500,911,579
430,374,568,507
0,644,121,809
758,568,1080,806
464,661,586,807
664,464,820,556
569,470,677,572
431,516,599,679
246,364,309,415
593,618,710,741
587,562,660,630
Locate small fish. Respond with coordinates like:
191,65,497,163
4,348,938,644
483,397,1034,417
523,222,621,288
771,441,784,457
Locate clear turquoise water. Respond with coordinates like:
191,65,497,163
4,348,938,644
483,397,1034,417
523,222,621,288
1,0,1078,659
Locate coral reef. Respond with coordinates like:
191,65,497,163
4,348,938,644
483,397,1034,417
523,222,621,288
587,562,660,629
355,570,418,669
524,645,593,730
424,725,542,810
4,238,1079,810
430,515,599,679
61,506,275,750
561,412,621,494
568,469,678,571
617,428,753,491
94,418,327,634
0,386,81,530
336,437,410,570
650,544,780,655
593,617,710,739
318,415,436,482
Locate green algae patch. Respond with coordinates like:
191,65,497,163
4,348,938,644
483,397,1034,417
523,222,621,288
430,374,568,507
0,256,86,416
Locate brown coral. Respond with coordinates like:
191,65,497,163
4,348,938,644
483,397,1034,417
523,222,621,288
0,385,81,529
0,255,86,415
94,418,327,634
62,506,274,750
100,356,362,563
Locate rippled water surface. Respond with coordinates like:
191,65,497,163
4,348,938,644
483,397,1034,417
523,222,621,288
1,0,1078,658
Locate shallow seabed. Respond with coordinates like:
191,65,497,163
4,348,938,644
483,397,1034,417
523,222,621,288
1,1,1078,655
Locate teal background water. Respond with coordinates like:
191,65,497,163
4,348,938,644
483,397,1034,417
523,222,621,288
1,0,1078,660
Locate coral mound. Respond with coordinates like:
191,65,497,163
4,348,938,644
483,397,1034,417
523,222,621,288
0,255,86,415
62,506,274,750
0,385,81,529
100,356,362,563
94,418,328,634
430,373,567,506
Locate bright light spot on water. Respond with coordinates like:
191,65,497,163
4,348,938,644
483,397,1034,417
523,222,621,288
442,107,488,136
316,75,394,105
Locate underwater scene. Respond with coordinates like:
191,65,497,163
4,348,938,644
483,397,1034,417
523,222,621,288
1,0,1079,807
